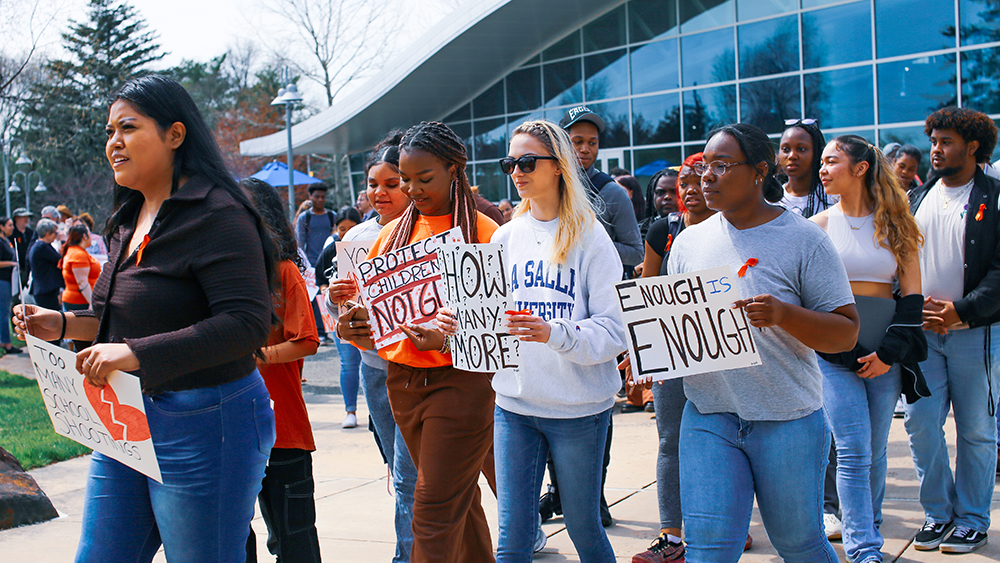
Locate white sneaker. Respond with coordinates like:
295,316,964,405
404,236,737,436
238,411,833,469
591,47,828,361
533,512,546,553
824,512,843,540
342,413,358,428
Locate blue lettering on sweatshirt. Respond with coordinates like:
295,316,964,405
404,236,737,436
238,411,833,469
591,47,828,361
511,260,576,299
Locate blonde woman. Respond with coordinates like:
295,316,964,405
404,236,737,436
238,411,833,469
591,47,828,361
487,120,625,561
812,135,926,563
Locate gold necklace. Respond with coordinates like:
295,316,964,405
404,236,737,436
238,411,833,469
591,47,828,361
844,213,871,231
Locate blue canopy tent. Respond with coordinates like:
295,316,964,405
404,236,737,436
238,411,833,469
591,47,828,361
633,159,672,176
250,161,324,187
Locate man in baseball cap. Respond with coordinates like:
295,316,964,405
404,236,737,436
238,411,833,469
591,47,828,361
10,208,33,294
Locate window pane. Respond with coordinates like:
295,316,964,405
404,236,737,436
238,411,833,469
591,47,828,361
544,31,580,61
349,153,365,172
631,39,679,95
584,5,626,52
803,2,872,69
543,59,583,107
738,15,799,79
738,0,797,20
473,81,504,118
876,0,953,58
444,103,471,123
507,111,546,138
633,93,682,145
630,0,678,42
741,76,800,134
680,0,734,34
682,28,736,87
878,55,957,124
802,0,843,6
961,0,1000,46
474,163,508,203
473,118,507,161
449,122,473,160
879,125,931,180
962,46,1000,114
684,85,737,141
804,66,875,129
589,99,631,148
585,49,629,101
507,67,541,114
522,54,541,66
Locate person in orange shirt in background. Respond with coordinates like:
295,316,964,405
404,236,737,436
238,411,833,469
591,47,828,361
241,177,322,563
60,223,101,351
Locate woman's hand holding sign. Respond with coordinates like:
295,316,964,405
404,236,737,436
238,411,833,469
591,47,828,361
76,344,140,388
505,310,551,343
732,294,787,328
327,278,359,305
338,302,375,350
12,304,62,341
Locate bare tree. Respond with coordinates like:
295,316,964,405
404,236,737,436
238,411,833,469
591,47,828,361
260,0,402,107
0,0,60,138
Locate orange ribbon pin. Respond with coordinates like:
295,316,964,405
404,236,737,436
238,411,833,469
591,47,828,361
135,234,151,266
664,234,673,254
976,203,986,221
738,258,758,278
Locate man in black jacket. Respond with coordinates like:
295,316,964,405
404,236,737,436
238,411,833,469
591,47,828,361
905,107,999,554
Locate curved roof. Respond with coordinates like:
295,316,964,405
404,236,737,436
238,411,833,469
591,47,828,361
240,0,624,157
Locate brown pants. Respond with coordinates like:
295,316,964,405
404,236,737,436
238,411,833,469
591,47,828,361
387,363,496,563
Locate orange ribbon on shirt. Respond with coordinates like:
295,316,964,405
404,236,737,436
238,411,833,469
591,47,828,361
738,258,758,278
664,234,673,254
976,203,986,221
135,234,151,266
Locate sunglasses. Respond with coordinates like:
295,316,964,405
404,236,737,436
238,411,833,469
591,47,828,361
499,155,558,175
784,118,818,126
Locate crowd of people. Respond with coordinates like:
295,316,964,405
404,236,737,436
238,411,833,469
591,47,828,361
6,72,1000,563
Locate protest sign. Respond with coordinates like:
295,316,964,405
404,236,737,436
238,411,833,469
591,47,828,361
335,240,374,316
26,334,161,482
436,243,519,372
297,248,319,300
356,228,464,349
318,292,338,334
614,265,761,382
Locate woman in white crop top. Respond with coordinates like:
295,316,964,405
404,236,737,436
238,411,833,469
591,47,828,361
811,135,925,563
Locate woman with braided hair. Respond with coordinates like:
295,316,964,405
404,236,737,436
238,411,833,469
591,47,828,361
338,121,499,563
778,119,835,218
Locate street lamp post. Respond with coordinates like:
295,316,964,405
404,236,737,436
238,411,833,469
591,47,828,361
270,82,304,221
1,137,25,218
9,169,47,214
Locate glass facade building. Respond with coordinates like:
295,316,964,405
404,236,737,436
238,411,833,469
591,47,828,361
351,0,1000,202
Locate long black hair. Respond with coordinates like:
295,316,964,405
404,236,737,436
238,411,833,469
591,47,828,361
104,74,277,294
241,177,305,274
778,120,829,217
616,175,644,221
642,168,677,219
707,123,783,203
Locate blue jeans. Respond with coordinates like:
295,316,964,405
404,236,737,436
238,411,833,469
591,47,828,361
903,326,1000,533
0,279,10,345
819,358,901,562
494,405,614,563
75,371,275,563
680,403,836,563
336,336,361,412
360,361,416,563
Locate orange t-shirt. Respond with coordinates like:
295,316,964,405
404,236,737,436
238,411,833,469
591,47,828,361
260,259,320,451
61,245,101,305
367,212,499,368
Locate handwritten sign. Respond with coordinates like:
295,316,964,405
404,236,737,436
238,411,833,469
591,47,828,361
357,228,464,349
26,334,162,482
437,243,520,372
335,240,374,315
614,265,761,382
297,248,319,300
318,292,338,334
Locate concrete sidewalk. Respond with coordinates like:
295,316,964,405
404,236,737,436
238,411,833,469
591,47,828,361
1,350,998,561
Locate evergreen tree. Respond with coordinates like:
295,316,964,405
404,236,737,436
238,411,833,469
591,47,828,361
18,0,162,222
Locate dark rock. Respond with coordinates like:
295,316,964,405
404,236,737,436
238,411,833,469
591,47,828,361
0,447,59,530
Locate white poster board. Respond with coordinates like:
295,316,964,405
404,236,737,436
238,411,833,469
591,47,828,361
297,248,319,301
335,240,374,316
614,265,761,382
356,228,464,349
27,334,162,482
436,243,520,372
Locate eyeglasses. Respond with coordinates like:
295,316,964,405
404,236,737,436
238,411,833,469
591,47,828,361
693,160,748,176
499,155,558,175
784,118,818,126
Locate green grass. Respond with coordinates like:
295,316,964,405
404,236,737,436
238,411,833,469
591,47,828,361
0,369,91,470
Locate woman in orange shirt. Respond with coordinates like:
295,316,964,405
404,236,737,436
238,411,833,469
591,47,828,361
61,223,102,350
340,121,499,563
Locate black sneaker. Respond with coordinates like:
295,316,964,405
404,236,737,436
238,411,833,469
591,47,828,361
913,520,954,550
539,486,562,523
600,496,613,527
940,527,988,553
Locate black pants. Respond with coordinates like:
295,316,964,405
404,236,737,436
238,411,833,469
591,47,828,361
247,448,322,563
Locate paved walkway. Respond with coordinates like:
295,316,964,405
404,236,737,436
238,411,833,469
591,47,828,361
1,349,998,562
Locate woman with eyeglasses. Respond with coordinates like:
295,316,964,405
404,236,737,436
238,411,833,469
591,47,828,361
811,136,925,563
662,123,859,563
472,119,624,562
778,118,835,218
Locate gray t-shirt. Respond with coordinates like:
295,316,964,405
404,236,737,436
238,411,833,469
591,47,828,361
667,211,854,421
